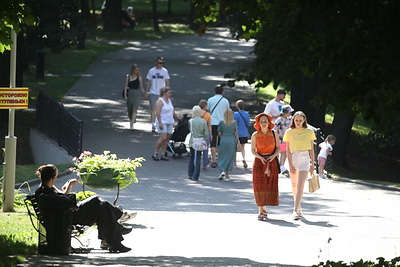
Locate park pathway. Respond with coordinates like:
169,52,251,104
20,28,400,267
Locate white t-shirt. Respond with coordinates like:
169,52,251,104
318,142,333,159
207,95,230,125
264,99,284,123
146,67,170,95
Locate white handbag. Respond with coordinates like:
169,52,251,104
190,121,207,151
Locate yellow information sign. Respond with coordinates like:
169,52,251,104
0,88,29,109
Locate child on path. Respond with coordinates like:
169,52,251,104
234,100,250,169
273,104,294,174
317,134,336,178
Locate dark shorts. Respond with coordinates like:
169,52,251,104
238,137,248,144
210,125,220,148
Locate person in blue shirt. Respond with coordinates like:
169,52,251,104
234,100,251,169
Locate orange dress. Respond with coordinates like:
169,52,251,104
252,132,279,206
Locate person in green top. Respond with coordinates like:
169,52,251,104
188,105,208,181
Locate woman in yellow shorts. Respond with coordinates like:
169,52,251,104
283,111,316,220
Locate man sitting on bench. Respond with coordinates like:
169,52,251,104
35,164,132,253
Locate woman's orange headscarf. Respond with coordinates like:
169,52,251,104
253,113,274,132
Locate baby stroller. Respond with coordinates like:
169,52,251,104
166,114,190,159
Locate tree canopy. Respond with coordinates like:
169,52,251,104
193,0,400,132
0,0,34,52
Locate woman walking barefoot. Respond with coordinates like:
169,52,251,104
251,113,280,220
283,111,316,220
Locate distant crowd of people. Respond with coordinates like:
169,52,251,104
33,46,338,255
122,55,336,222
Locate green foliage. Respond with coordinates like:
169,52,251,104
75,190,96,202
24,0,86,52
0,0,35,52
71,151,144,189
313,256,400,267
24,42,126,104
0,186,27,208
193,0,400,134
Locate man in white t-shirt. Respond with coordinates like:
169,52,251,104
145,56,170,132
207,85,230,168
264,89,286,123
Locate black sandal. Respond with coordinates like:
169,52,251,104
160,155,169,161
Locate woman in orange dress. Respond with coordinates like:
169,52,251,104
251,113,280,220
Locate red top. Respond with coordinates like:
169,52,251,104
255,132,276,154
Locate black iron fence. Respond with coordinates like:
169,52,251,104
36,91,83,157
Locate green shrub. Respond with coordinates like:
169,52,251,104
75,190,97,202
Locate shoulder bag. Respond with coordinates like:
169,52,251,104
122,74,129,99
238,111,249,127
190,121,207,151
272,130,281,174
210,96,224,115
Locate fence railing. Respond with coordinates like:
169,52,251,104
36,91,83,157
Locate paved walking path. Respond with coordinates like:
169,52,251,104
20,28,400,267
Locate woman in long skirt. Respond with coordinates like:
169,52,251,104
217,109,238,182
251,113,280,220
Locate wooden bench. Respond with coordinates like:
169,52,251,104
24,194,90,255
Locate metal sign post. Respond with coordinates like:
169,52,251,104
2,30,19,212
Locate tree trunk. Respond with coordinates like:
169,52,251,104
91,0,95,15
102,0,122,32
167,0,172,15
81,0,91,22
331,111,355,168
290,73,326,130
152,0,160,32
188,2,197,30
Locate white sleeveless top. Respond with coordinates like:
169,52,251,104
158,97,174,124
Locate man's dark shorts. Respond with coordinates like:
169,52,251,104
210,125,220,148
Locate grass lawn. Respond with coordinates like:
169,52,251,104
24,42,134,104
0,163,72,185
0,207,37,266
94,0,192,15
